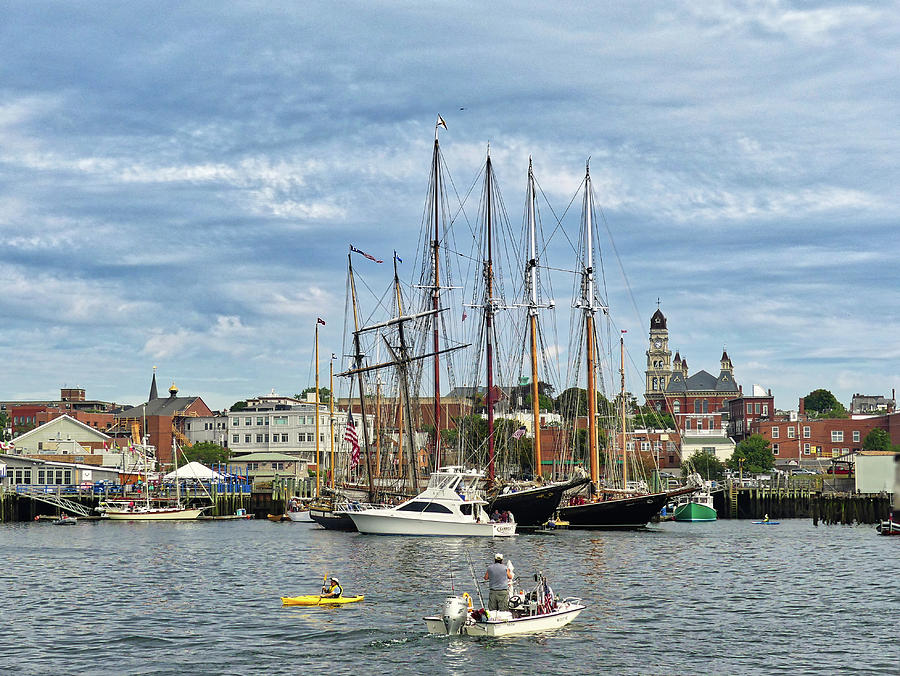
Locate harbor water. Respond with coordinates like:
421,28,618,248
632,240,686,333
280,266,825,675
2,519,897,675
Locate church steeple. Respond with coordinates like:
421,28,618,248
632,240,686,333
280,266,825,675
149,367,159,401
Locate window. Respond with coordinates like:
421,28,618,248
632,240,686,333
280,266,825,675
256,417,264,426
232,435,239,443
852,431,860,443
398,501,430,512
673,401,680,414
264,434,269,443
703,400,709,414
640,441,650,451
424,503,453,514
772,443,779,455
37,469,45,484
281,434,289,443
831,430,843,443
762,405,769,416
652,377,658,391
803,443,810,454
246,462,259,471
696,419,703,430
684,419,691,430
256,434,263,443
747,403,752,414
754,403,761,414
694,400,701,414
772,427,780,439
272,462,285,470
274,416,288,425
245,417,252,426
787,427,795,439
232,418,240,426
803,426,810,439
244,435,251,443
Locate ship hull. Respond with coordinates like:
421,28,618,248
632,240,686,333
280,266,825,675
488,477,589,529
558,492,668,529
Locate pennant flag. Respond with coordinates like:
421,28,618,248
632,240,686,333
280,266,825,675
512,426,527,440
394,251,402,263
350,245,383,264
437,114,448,130
462,311,468,322
317,317,326,326
344,411,360,468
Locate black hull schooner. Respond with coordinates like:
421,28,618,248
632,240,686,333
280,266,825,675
488,476,590,529
557,492,669,529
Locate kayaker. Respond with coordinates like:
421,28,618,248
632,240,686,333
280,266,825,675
763,513,770,523
483,553,513,611
321,577,343,598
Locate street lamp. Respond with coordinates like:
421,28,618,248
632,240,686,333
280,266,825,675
738,456,745,485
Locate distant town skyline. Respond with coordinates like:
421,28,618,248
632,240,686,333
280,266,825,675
1,2,897,411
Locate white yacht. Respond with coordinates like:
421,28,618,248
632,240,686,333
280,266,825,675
347,466,516,537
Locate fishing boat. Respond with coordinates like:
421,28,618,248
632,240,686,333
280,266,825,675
347,466,516,537
281,594,364,606
876,515,900,535
98,440,208,521
673,476,717,522
424,570,584,636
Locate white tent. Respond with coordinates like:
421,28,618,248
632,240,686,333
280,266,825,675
164,461,223,481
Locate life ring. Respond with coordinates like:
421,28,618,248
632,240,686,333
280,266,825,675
462,592,473,611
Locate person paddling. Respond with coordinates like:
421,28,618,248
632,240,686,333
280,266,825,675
763,513,770,523
321,577,343,598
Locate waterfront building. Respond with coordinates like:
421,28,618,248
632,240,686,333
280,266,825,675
725,384,776,441
227,451,307,486
751,403,900,465
7,414,111,458
643,308,740,434
226,393,345,469
850,392,896,414
114,372,213,466
3,387,121,435
0,452,120,488
184,413,229,447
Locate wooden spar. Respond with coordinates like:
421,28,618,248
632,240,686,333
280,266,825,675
348,253,375,500
329,355,335,490
485,152,496,481
583,163,600,489
394,255,404,481
526,157,542,477
431,134,442,471
315,321,320,498
337,345,465,378
620,333,628,488
374,379,381,479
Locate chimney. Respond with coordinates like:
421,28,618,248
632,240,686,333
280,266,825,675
799,397,805,417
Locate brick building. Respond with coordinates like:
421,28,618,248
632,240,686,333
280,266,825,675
4,388,120,435
725,384,776,441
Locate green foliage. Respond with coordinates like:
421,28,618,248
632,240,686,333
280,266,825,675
685,451,726,481
523,394,555,412
803,389,846,418
556,387,587,418
728,434,775,474
298,387,331,403
230,401,248,411
180,441,231,466
862,428,891,451
635,405,675,430
0,412,10,440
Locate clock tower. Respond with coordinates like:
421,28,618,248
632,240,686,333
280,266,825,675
645,307,672,402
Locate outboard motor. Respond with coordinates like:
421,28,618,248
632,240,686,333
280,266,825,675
441,596,469,635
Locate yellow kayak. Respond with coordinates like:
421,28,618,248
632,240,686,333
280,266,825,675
281,595,364,606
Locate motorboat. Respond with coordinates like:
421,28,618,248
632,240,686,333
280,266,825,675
285,497,313,522
673,477,717,522
424,570,584,637
53,515,77,525
347,466,516,537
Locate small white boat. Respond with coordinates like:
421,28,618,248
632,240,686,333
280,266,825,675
347,466,516,537
424,572,584,637
286,497,313,522
98,500,207,521
53,515,77,525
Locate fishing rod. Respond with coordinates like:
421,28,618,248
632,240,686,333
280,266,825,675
465,551,486,610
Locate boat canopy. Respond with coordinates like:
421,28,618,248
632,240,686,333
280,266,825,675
163,462,224,481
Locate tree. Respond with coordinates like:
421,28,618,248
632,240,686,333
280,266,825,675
556,387,587,418
523,394,555,412
230,400,248,411
862,428,891,451
803,389,846,417
0,412,10,441
297,387,331,403
728,434,775,474
685,451,726,481
180,441,231,466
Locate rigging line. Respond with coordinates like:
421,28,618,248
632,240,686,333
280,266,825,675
597,202,643,328
533,171,583,262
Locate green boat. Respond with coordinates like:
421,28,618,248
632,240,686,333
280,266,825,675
673,487,717,522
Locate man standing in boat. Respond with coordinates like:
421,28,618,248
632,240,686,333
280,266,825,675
484,554,513,611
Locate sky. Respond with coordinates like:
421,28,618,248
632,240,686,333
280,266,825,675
1,1,898,413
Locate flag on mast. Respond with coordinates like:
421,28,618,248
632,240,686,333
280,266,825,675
344,412,360,468
512,426,527,440
436,114,447,130
350,245,383,264
317,318,326,326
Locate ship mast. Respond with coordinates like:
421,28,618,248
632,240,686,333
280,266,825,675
348,253,376,500
525,157,543,478
431,122,443,471
315,320,321,498
578,162,605,490
620,331,628,489
484,150,497,481
393,253,420,494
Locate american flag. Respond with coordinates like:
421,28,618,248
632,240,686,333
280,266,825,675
512,426,527,440
350,245,383,264
344,412,360,468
